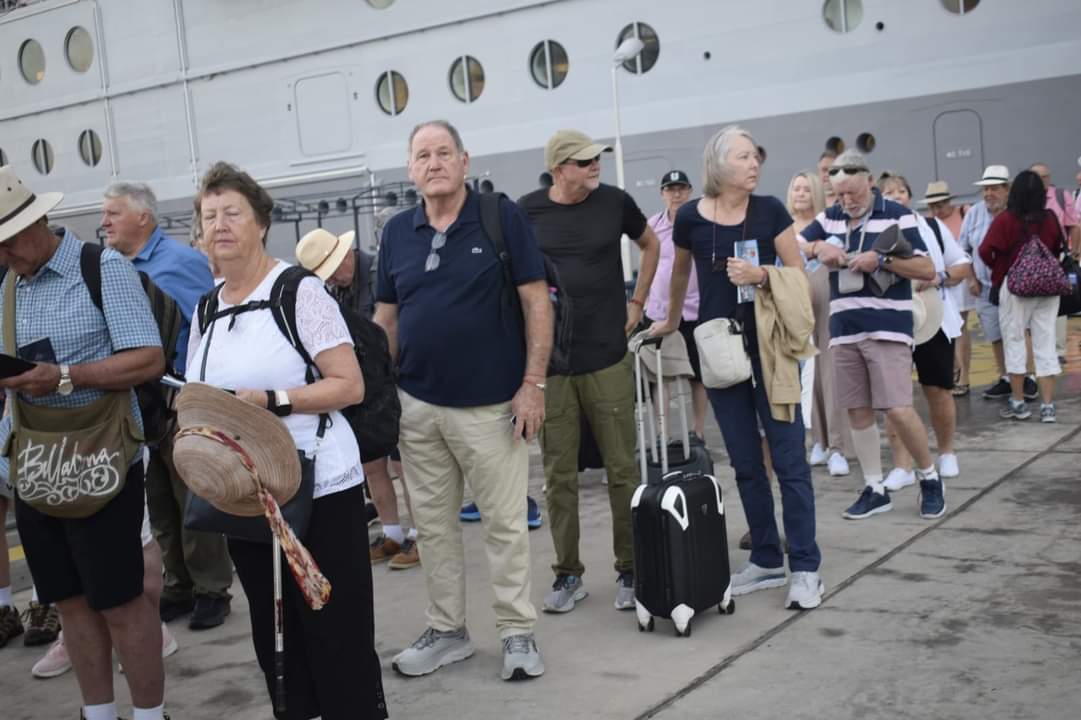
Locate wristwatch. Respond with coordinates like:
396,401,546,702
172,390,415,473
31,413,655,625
57,364,73,396
882,254,894,268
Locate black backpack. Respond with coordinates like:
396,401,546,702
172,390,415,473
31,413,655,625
479,192,573,375
196,266,401,463
79,242,182,445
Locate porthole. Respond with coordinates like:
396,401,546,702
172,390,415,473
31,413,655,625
616,22,660,74
31,139,54,175
449,56,485,103
0,148,7,166
529,40,569,90
941,0,979,13
822,0,863,34
375,71,408,116
78,129,103,167
856,132,876,153
825,136,846,154
65,26,94,72
19,39,46,84
366,0,395,8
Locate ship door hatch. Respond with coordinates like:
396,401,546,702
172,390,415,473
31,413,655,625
294,72,352,157
932,110,984,200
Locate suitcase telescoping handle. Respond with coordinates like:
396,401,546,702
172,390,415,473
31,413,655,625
633,333,667,485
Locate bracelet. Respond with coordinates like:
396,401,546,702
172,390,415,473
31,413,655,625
628,297,644,308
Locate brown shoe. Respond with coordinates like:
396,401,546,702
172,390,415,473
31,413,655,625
388,538,420,570
370,535,401,564
22,601,61,647
0,605,24,648
737,532,790,554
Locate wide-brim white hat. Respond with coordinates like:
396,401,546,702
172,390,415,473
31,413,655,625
974,165,1010,187
295,227,354,281
0,165,63,244
913,287,945,346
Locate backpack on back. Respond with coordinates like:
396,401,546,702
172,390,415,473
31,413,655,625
79,242,181,445
196,266,401,462
478,192,573,376
1005,215,1070,299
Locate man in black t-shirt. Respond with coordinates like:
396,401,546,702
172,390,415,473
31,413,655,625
519,129,660,615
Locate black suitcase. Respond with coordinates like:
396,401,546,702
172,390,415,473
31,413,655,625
629,334,734,637
645,437,713,485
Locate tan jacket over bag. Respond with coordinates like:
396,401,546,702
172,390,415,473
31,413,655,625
754,266,816,423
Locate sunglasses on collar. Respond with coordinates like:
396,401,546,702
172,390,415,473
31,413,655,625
828,166,869,177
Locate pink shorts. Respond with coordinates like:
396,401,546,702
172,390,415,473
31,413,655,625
832,339,914,410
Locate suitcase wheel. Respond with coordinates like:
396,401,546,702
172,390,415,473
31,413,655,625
637,617,655,633
719,599,736,615
674,619,692,638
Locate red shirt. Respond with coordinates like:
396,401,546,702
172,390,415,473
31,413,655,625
978,210,1064,288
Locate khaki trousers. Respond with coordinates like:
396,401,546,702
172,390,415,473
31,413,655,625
809,266,854,455
397,390,536,639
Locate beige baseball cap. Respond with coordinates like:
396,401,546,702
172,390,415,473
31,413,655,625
544,130,612,170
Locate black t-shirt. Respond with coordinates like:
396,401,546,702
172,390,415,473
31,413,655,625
518,184,648,375
673,194,793,352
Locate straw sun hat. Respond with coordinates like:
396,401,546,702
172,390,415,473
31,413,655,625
173,383,300,517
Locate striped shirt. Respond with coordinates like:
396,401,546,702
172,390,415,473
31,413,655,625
957,200,994,286
800,189,928,347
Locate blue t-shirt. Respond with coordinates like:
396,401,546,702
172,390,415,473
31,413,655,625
673,194,793,351
375,190,546,407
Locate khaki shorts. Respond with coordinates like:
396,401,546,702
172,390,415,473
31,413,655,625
833,338,914,410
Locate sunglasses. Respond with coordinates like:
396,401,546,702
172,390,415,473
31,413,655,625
565,156,600,168
424,231,447,272
828,166,869,177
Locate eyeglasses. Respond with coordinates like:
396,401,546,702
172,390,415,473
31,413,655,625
828,166,869,177
424,231,446,272
565,156,600,168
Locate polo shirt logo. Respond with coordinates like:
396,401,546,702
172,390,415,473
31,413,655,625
472,247,483,254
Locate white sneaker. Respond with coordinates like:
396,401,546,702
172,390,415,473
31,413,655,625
827,452,850,476
161,623,179,658
808,443,828,466
938,453,960,478
31,633,72,679
786,571,824,610
392,627,475,677
883,468,915,492
730,562,787,596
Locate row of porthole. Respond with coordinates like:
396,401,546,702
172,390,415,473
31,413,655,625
825,0,980,33
8,26,94,85
0,130,103,176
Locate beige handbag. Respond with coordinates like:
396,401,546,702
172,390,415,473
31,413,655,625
693,318,753,389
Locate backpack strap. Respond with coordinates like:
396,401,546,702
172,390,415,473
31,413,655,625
478,192,518,310
79,242,105,312
927,216,944,253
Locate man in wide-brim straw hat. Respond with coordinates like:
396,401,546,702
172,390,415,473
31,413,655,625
0,165,169,720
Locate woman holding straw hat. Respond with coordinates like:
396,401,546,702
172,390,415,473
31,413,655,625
183,162,387,719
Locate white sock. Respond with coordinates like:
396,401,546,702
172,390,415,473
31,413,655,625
0,586,13,607
31,586,39,603
82,702,118,720
919,465,938,479
850,425,884,487
407,527,418,540
383,524,404,544
132,705,165,720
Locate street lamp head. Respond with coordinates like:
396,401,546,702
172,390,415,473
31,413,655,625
613,37,645,65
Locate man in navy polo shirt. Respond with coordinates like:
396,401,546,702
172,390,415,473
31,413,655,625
374,120,553,682
800,151,944,522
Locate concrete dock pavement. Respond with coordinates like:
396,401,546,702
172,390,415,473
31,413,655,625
1,372,1080,718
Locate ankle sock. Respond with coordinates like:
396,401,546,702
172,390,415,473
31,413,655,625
851,425,883,485
132,704,165,720
919,465,938,479
31,586,39,603
0,585,13,608
383,524,404,544
407,527,418,540
82,702,118,720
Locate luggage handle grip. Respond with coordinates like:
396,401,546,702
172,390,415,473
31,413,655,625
637,334,663,349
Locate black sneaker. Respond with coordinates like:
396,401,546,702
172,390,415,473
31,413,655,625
22,601,60,647
189,595,231,630
982,377,1011,399
0,605,24,648
1023,376,1038,401
159,596,195,623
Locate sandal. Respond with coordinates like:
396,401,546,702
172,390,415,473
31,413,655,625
951,384,970,397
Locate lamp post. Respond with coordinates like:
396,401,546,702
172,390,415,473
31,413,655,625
611,36,644,283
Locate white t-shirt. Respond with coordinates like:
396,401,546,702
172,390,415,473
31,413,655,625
186,261,364,499
917,215,970,340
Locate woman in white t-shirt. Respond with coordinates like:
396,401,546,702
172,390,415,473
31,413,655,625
188,162,387,720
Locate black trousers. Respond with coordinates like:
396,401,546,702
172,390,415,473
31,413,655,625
229,484,388,720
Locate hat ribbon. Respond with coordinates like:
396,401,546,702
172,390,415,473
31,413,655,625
0,194,38,226
176,426,332,609
311,235,344,276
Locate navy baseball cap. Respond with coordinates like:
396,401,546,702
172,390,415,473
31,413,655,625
660,170,691,189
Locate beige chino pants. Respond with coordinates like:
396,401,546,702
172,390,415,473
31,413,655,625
397,389,537,639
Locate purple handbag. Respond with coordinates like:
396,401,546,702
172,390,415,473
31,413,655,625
1006,230,1070,298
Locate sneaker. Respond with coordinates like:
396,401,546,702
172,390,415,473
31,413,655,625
843,486,892,519
0,605,24,648
1000,398,1031,420
459,502,481,522
1040,404,1057,423
392,627,475,677
938,453,960,478
158,596,195,624
189,595,230,630
785,571,824,610
370,535,402,564
526,496,543,530
501,633,544,680
808,443,828,466
883,468,915,492
542,574,587,613
827,452,850,477
918,472,946,519
32,633,71,678
388,538,420,570
614,572,635,610
22,602,60,647
1023,376,1038,401
730,562,787,596
982,377,1011,400
161,623,179,658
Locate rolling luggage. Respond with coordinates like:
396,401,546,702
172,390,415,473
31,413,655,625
630,334,734,637
640,373,714,484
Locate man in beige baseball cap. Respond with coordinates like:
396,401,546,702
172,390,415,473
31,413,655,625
543,129,612,171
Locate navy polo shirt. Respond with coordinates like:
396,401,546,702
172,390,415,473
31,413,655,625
375,190,546,408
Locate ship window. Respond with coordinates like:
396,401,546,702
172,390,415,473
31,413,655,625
822,0,863,33
31,139,54,175
941,0,979,13
65,27,94,72
856,132,876,153
530,40,569,90
78,129,103,167
449,56,485,103
376,71,408,116
616,22,659,74
366,0,395,7
19,39,46,84
0,148,7,166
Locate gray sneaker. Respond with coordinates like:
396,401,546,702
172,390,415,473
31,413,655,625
501,633,544,680
392,627,475,677
614,572,635,610
542,574,587,613
730,562,787,596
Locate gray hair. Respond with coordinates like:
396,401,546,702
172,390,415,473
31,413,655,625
702,125,757,197
408,119,465,157
104,181,158,221
831,150,871,177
